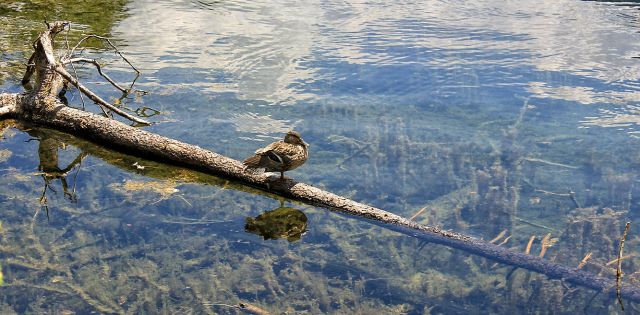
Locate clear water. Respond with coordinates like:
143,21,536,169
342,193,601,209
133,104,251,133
1,0,640,313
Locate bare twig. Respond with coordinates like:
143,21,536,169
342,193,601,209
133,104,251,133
238,303,271,315
617,222,630,311
211,302,271,315
62,25,87,110
568,188,581,209
22,53,36,85
63,58,128,94
539,233,556,258
69,34,139,73
577,252,592,270
525,235,535,255
489,229,508,244
534,189,571,197
516,217,554,231
524,157,578,169
606,254,635,267
409,206,428,221
337,143,372,169
61,29,143,115
512,96,530,130
496,235,511,247
54,66,150,125
69,59,88,110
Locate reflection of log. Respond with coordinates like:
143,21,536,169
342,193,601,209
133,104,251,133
1,21,640,303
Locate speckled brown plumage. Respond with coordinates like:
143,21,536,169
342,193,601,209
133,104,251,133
243,131,308,179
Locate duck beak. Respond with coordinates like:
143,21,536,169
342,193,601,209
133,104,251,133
303,141,309,148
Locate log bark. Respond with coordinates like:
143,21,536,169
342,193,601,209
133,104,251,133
0,94,18,117
2,21,640,303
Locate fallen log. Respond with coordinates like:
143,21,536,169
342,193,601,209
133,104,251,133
1,21,639,304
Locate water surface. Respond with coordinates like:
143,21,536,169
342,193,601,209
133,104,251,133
2,0,640,313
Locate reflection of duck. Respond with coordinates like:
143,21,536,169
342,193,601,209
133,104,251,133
243,131,308,179
245,207,308,242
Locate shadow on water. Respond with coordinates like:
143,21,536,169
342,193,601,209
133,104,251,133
245,204,308,242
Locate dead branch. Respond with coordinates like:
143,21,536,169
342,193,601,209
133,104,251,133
68,34,139,73
409,206,427,221
2,21,640,305
22,53,36,86
211,302,271,315
53,65,149,124
62,58,128,93
238,303,271,315
617,222,630,311
489,229,508,244
18,21,148,125
577,252,592,270
525,235,535,255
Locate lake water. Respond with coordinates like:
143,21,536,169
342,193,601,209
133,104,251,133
1,0,640,313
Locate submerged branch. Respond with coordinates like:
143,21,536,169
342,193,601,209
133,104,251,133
617,222,631,311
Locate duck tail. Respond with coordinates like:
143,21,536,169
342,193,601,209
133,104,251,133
243,155,262,168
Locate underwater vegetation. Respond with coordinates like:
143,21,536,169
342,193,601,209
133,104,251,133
245,206,308,242
0,110,638,314
2,0,640,313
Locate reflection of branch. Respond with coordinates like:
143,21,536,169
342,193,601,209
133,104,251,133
36,188,48,223
60,151,89,175
36,135,89,213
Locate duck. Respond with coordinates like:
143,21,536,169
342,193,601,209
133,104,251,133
243,131,308,179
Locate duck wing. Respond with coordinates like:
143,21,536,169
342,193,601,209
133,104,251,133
244,141,287,169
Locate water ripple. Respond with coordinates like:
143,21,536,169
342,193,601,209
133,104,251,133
113,0,640,107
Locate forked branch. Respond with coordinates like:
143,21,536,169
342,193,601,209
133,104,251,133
62,58,128,93
54,66,149,125
19,21,150,125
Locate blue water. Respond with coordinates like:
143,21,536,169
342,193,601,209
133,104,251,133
2,0,640,313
